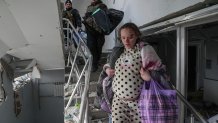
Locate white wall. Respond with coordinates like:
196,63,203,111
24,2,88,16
1,0,65,69
205,40,218,80
35,69,65,123
204,79,218,105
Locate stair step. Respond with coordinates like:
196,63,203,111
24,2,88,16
65,92,97,101
90,109,109,121
65,74,86,84
65,73,77,77
65,81,98,93
89,81,98,92
65,91,97,98
89,103,109,122
65,66,72,73
91,117,109,123
65,74,77,83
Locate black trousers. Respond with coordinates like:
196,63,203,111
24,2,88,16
86,30,105,68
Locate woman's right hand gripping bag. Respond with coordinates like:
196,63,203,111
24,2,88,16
139,80,178,123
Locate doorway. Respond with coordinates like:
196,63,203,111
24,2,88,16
188,45,197,93
187,41,203,102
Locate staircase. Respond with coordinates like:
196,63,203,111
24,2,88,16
63,18,110,123
64,52,110,123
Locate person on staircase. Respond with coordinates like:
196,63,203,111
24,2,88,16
83,0,108,72
63,0,82,48
103,23,152,122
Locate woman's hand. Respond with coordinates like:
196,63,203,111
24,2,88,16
140,68,151,81
105,68,115,77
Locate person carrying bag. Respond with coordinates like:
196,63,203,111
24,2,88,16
139,45,178,123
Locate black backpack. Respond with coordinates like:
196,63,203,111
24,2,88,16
84,8,124,35
92,8,111,34
107,8,124,35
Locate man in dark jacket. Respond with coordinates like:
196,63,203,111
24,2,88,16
63,0,82,29
63,0,82,48
84,0,108,72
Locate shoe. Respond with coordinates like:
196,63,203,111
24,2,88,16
91,66,98,72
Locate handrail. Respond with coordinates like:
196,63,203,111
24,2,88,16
169,82,209,123
65,58,89,110
63,18,92,123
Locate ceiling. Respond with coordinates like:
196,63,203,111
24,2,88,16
0,0,65,70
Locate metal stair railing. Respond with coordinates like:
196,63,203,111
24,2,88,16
169,82,209,123
63,18,92,123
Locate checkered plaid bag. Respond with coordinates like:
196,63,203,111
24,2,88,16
139,80,178,123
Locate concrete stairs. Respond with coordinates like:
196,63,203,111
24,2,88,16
64,52,110,123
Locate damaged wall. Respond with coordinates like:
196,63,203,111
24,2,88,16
0,70,34,123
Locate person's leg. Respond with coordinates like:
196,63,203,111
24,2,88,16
86,30,98,72
96,34,105,66
72,31,78,48
112,95,130,123
126,100,141,123
63,30,68,46
72,38,78,49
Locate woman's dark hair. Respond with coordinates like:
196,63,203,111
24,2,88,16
118,22,141,43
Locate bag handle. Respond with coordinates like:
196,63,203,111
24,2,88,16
142,81,150,90
142,79,165,91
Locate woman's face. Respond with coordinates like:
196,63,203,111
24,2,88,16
120,28,138,49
